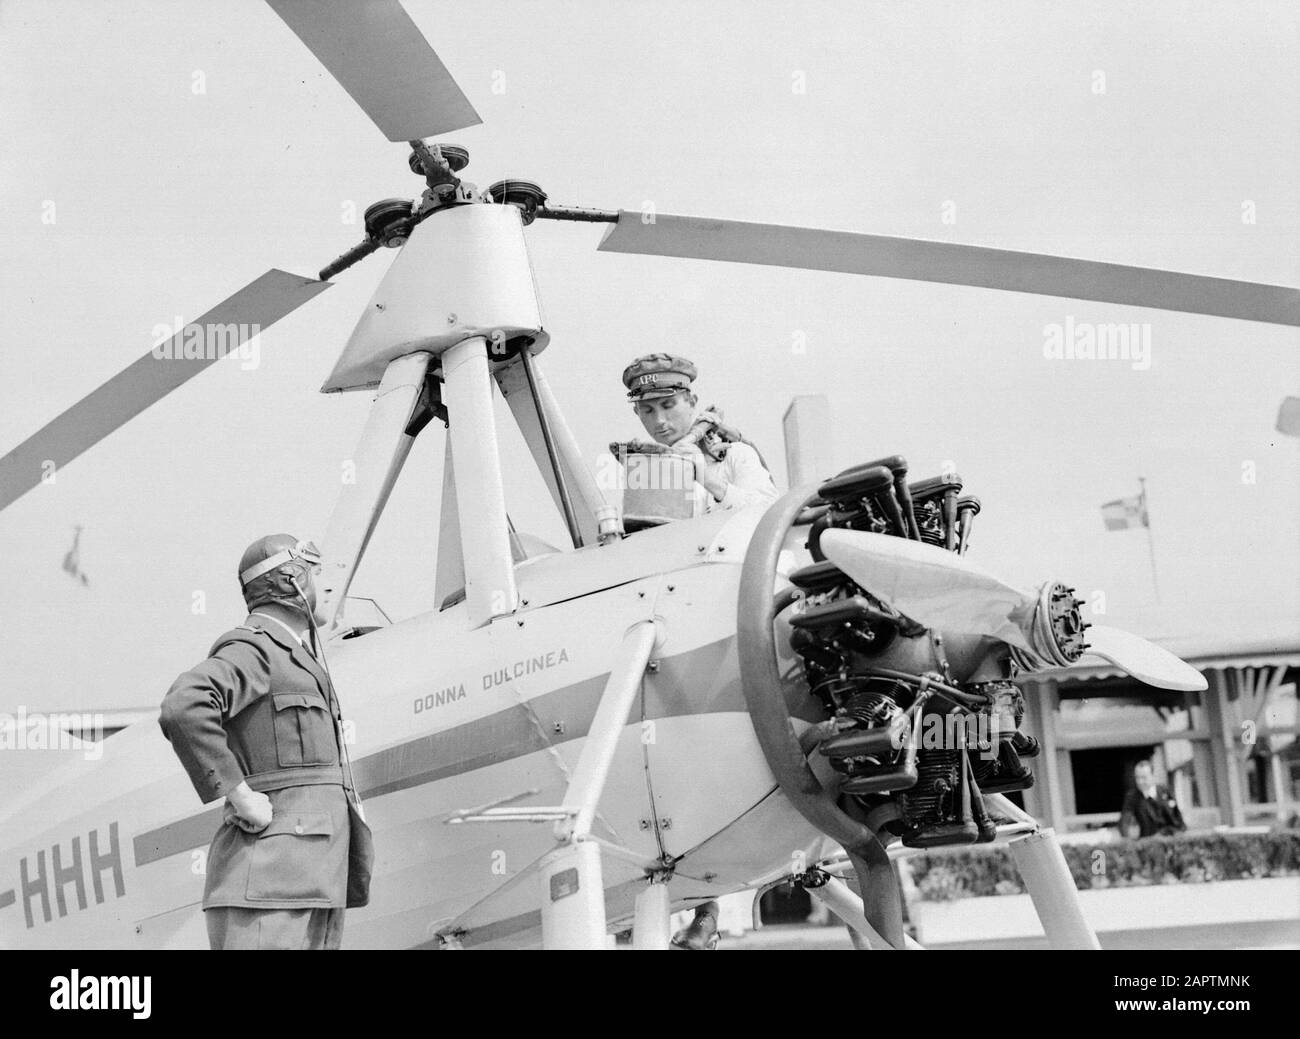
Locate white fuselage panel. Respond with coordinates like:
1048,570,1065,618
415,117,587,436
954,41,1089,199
323,202,549,393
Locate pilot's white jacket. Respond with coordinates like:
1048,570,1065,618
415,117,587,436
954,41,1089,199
694,441,779,513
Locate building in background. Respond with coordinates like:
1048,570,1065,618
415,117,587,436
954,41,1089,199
1018,638,1300,832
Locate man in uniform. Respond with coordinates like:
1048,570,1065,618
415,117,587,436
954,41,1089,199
621,353,778,514
159,534,355,950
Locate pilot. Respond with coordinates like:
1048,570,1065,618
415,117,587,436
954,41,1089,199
622,353,778,514
159,534,368,950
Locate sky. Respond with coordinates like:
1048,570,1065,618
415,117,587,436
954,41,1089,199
1,0,1297,716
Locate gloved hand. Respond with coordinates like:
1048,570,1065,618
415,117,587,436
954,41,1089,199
669,439,727,500
224,781,273,834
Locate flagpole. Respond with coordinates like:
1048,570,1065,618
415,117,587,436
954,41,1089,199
1138,476,1161,602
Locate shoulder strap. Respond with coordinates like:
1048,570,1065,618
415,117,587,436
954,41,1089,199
207,625,267,657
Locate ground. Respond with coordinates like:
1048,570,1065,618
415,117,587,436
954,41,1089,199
720,919,1300,951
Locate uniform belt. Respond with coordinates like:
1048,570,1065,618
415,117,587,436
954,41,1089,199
245,765,344,792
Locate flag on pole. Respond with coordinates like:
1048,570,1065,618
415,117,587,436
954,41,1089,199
62,525,90,586
1101,494,1148,531
1103,478,1160,600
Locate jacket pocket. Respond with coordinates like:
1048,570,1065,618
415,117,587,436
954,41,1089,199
271,692,336,768
245,810,335,902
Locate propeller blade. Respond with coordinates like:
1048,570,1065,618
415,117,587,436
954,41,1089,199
818,529,1208,692
818,529,1036,648
0,269,329,514
266,0,482,141
599,213,1300,327
1084,624,1207,692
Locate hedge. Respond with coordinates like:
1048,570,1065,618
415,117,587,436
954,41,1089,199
905,830,1300,903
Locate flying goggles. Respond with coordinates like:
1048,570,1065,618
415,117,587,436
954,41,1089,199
238,539,323,587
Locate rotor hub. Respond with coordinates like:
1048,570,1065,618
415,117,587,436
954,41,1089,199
409,142,469,176
487,180,548,225
364,198,417,248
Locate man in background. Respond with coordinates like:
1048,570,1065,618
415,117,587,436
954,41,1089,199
1120,759,1187,838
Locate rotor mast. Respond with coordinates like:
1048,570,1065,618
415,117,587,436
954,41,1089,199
315,145,617,631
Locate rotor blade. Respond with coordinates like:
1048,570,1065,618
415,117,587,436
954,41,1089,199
0,270,329,515
265,0,481,141
818,529,1036,647
599,213,1300,327
1084,625,1207,692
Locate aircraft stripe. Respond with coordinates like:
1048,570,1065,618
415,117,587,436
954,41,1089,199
133,807,224,868
352,672,606,801
415,906,542,948
133,635,745,866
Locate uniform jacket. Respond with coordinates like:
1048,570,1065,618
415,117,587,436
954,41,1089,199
159,613,349,909
1120,785,1187,838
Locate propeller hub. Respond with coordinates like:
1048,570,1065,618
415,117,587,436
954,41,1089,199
1025,581,1089,666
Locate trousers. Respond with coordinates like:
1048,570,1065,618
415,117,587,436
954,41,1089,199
205,906,345,950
